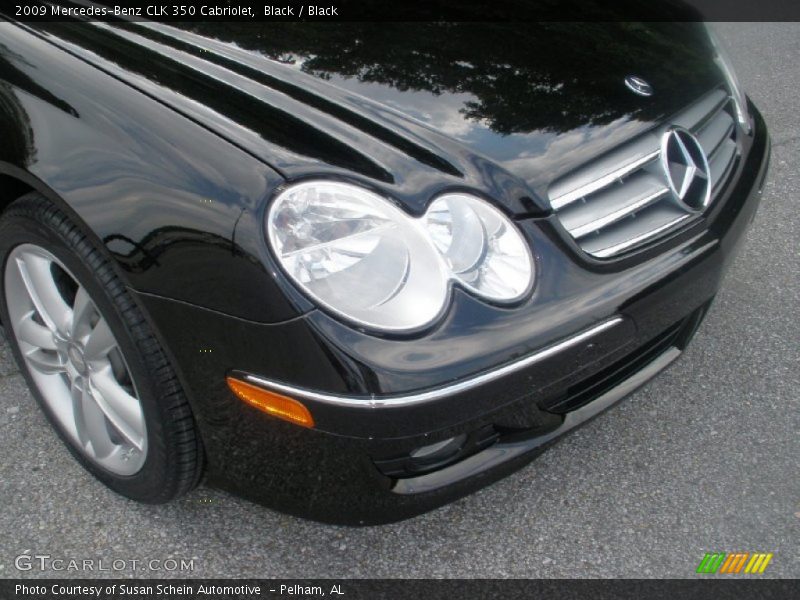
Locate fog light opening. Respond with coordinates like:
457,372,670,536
226,377,315,428
374,426,499,479
410,434,467,462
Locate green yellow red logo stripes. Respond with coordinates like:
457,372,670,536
696,552,773,574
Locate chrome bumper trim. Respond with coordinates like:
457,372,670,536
393,346,682,494
241,317,625,409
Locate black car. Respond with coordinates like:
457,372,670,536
0,18,769,524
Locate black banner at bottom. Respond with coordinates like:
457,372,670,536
2,579,798,600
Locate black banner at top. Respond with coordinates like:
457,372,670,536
5,0,800,22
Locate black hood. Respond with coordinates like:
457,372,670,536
34,18,723,215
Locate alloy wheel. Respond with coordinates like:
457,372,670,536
4,244,147,475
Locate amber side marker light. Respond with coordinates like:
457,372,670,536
226,377,315,428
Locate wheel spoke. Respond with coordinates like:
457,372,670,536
16,311,57,350
78,380,115,458
15,253,72,334
71,380,91,449
84,317,116,362
24,347,66,375
88,367,145,451
70,286,94,339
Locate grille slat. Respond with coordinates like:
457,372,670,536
671,88,729,130
559,171,670,238
697,109,735,157
549,138,660,210
580,204,690,258
709,138,738,191
549,87,740,258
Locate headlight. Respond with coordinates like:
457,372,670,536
267,182,534,332
424,193,534,302
267,181,449,332
706,24,750,133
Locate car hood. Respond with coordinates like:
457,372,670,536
35,19,723,215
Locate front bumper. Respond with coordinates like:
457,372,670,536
134,105,770,524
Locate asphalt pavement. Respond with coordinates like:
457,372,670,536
0,22,797,579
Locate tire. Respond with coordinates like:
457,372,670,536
0,192,203,503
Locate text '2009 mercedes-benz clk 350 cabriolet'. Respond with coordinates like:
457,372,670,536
0,16,769,524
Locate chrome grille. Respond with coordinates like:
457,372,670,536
549,88,740,258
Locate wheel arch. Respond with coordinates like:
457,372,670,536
0,162,91,220
0,164,85,325
0,165,41,214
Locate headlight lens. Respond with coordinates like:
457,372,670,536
267,181,449,332
267,182,534,332
425,194,534,302
706,24,750,133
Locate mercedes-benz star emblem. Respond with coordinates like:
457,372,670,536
624,75,653,97
660,128,711,212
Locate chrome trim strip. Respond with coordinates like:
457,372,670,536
570,187,670,239
392,346,682,494
242,317,625,409
588,214,693,258
707,120,735,159
672,88,729,132
685,95,730,134
550,150,660,210
709,139,740,193
697,107,735,157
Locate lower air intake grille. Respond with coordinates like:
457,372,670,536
549,88,740,258
542,302,711,414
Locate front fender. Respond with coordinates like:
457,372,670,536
0,21,299,323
